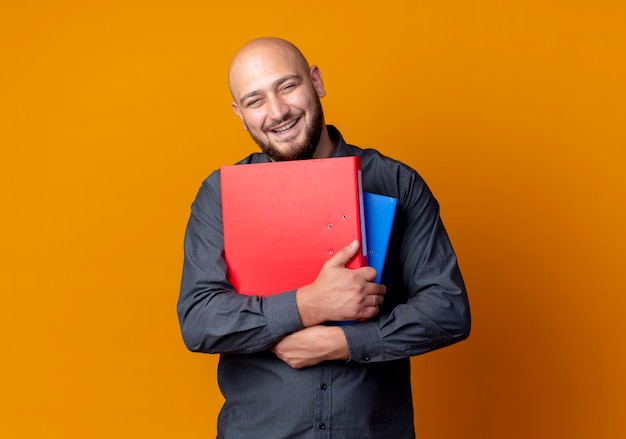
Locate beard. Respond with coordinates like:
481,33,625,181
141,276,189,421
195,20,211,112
247,99,325,162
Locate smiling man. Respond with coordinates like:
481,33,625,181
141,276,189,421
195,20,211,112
228,38,332,162
178,37,471,439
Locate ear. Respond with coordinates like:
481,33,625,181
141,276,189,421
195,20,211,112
231,101,248,130
309,65,326,98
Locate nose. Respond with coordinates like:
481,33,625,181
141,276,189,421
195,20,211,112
266,95,289,122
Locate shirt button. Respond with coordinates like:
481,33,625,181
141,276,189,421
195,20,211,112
319,423,326,430
362,353,371,361
320,384,327,390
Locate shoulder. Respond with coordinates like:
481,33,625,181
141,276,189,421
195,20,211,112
335,132,421,182
360,147,416,175
347,144,429,202
329,125,432,206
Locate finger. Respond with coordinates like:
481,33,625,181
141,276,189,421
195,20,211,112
367,283,386,296
356,266,378,282
371,293,384,307
327,239,361,268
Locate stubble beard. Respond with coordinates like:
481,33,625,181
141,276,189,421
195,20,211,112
249,100,325,162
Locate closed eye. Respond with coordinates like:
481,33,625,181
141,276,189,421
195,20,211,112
243,97,263,108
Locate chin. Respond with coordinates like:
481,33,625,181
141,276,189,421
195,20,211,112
263,143,314,162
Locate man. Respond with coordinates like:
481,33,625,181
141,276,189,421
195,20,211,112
178,37,471,438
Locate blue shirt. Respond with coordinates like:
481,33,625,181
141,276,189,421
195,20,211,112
178,126,471,438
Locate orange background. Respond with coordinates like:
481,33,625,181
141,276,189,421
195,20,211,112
1,1,625,438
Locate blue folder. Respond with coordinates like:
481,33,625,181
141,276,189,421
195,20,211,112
363,192,398,283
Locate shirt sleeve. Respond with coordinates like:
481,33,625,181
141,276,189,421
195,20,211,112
177,172,304,354
342,164,471,363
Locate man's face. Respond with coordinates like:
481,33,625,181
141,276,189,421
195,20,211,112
229,44,327,161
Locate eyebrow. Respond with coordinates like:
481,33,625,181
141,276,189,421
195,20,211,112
239,74,303,105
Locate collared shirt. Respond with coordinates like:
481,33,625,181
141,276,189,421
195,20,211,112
178,126,471,438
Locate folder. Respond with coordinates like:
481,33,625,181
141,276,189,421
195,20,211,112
363,192,398,283
220,156,368,297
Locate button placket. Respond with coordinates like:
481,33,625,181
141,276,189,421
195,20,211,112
313,365,331,438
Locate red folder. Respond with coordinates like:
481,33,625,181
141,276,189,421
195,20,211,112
220,156,367,297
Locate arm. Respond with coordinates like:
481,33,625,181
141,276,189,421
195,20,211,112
177,174,303,354
342,170,471,363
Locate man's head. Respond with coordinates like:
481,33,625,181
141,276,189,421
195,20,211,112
228,38,333,161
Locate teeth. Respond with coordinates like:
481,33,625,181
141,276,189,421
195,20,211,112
273,119,297,133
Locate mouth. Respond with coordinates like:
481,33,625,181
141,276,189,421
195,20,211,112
269,117,300,135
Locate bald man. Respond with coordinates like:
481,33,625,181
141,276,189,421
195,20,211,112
178,37,471,439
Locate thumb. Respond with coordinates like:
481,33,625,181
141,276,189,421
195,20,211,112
328,240,360,268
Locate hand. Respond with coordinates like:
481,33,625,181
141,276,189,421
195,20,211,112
296,240,386,327
271,325,349,369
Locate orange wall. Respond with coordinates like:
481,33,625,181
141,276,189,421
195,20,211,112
1,1,625,438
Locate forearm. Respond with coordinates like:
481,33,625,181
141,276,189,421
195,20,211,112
271,325,350,369
178,283,303,353
343,292,470,363
342,251,471,363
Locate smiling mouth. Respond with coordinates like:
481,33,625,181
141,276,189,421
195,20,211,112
271,118,299,134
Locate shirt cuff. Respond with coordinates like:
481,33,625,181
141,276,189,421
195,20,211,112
341,320,383,363
264,290,304,340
